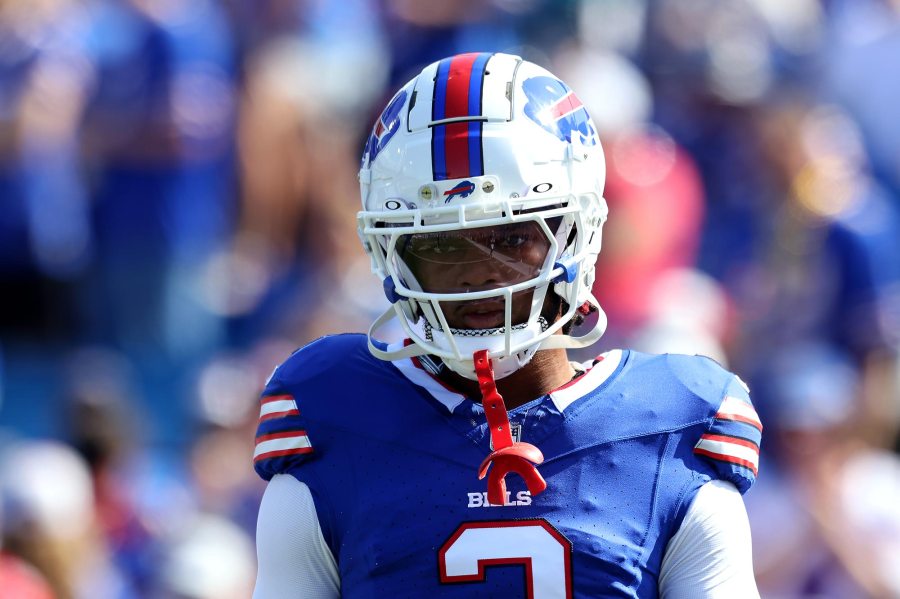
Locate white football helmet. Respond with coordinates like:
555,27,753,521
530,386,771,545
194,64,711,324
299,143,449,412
358,52,608,380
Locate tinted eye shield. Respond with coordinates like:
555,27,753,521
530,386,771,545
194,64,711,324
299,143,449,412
386,218,565,299
398,223,547,264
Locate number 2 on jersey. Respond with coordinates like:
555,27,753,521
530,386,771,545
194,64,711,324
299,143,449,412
438,519,573,598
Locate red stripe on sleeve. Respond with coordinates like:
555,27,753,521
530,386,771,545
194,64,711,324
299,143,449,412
716,412,763,432
253,447,314,462
258,408,300,422
693,448,759,476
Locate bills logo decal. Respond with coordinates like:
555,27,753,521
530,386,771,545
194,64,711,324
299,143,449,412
443,180,476,203
364,89,407,164
522,76,598,146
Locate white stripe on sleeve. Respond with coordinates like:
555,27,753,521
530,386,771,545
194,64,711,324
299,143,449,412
717,397,762,428
253,434,311,461
259,398,298,419
694,437,760,471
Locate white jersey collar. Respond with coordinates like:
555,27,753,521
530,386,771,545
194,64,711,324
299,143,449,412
550,349,624,412
387,341,467,413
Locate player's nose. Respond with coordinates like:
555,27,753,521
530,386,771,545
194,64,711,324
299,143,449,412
458,259,506,290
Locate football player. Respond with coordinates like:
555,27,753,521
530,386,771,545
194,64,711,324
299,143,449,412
252,53,762,598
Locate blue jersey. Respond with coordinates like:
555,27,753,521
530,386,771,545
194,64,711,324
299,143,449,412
253,334,761,598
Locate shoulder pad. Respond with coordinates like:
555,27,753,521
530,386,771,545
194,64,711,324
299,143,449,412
251,334,369,480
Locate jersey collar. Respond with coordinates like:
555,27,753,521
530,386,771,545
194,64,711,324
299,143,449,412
549,349,624,412
386,340,624,414
387,341,467,412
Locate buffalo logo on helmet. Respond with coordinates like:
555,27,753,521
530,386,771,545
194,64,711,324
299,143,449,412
364,90,407,164
443,180,476,203
522,76,598,147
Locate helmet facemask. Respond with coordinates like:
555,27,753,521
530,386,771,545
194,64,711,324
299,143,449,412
360,192,607,379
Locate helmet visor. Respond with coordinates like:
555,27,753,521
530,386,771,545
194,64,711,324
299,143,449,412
396,221,552,294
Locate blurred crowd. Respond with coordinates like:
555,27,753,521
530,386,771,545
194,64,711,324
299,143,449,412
1,0,899,597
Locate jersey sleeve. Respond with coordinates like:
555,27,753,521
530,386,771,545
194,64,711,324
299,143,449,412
692,375,762,494
253,363,314,481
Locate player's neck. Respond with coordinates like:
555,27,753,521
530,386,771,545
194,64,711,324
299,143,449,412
439,349,577,410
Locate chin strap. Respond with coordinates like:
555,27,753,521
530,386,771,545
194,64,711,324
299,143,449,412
474,349,547,506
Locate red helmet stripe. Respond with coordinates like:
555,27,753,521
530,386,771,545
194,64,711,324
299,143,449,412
431,53,491,180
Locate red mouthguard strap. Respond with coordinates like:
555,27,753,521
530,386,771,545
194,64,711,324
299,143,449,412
473,350,547,505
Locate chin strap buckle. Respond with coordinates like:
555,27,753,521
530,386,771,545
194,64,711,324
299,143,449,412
473,349,547,506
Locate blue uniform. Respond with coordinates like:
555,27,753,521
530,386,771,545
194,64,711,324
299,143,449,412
253,334,761,598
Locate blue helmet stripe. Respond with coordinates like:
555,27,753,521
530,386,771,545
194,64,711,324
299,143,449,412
431,58,452,180
466,52,491,177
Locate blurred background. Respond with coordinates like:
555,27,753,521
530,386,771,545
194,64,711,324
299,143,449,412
1,0,899,597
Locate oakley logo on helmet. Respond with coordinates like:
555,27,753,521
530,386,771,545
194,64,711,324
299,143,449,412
522,76,598,147
443,180,476,203
384,198,417,211
364,90,407,164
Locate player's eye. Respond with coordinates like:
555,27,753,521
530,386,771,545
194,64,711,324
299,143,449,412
493,224,543,251
495,233,528,249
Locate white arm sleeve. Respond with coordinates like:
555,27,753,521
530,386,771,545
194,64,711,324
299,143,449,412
253,474,340,599
659,479,760,598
